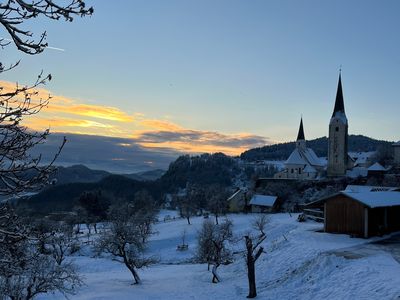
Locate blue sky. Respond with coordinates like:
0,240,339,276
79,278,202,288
1,0,400,158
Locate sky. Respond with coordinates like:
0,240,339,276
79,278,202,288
1,0,400,170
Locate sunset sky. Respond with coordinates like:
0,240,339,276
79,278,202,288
1,0,400,159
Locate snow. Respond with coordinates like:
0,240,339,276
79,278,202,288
346,166,368,178
345,185,399,193
285,148,307,165
349,151,376,167
285,148,325,168
342,191,400,208
37,212,400,300
368,162,387,172
249,195,278,207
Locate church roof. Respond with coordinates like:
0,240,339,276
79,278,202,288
285,147,325,167
296,117,305,141
332,73,346,118
285,148,307,165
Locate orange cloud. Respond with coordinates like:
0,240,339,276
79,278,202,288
0,80,134,123
0,80,269,156
139,119,183,131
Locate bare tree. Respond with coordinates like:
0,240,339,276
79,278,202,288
196,219,233,283
177,194,196,225
0,251,82,300
252,214,269,237
0,1,92,298
96,204,158,285
244,234,266,298
206,184,229,225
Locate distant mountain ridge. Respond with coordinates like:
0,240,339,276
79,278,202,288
240,135,393,161
52,164,165,185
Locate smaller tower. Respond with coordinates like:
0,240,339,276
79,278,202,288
327,72,349,176
296,117,306,151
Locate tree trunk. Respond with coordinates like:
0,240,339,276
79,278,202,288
247,259,257,298
186,216,191,225
212,263,220,283
245,236,257,298
215,214,219,225
132,268,141,284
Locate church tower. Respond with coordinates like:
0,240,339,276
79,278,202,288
327,73,348,176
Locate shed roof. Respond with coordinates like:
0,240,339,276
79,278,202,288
306,185,400,208
342,191,400,208
344,185,399,192
249,194,277,207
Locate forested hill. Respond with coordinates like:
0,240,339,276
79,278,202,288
240,135,393,161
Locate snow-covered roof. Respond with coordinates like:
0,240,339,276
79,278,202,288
249,195,277,207
393,141,400,146
344,185,399,193
343,191,400,208
302,148,325,167
285,148,325,167
285,148,307,165
368,162,388,172
307,185,400,207
346,167,368,178
348,151,376,166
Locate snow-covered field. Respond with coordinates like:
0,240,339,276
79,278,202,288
38,212,400,300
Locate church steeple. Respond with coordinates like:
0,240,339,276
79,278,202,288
332,72,345,117
296,117,306,151
297,117,305,141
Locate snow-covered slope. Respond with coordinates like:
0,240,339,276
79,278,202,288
38,213,400,300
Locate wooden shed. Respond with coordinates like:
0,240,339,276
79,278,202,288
307,187,400,238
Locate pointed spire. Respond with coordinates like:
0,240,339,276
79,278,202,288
296,117,305,141
332,72,345,117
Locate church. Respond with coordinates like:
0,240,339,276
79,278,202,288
275,73,358,180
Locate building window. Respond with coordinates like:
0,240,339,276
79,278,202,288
299,168,302,174
291,169,294,173
335,127,339,132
